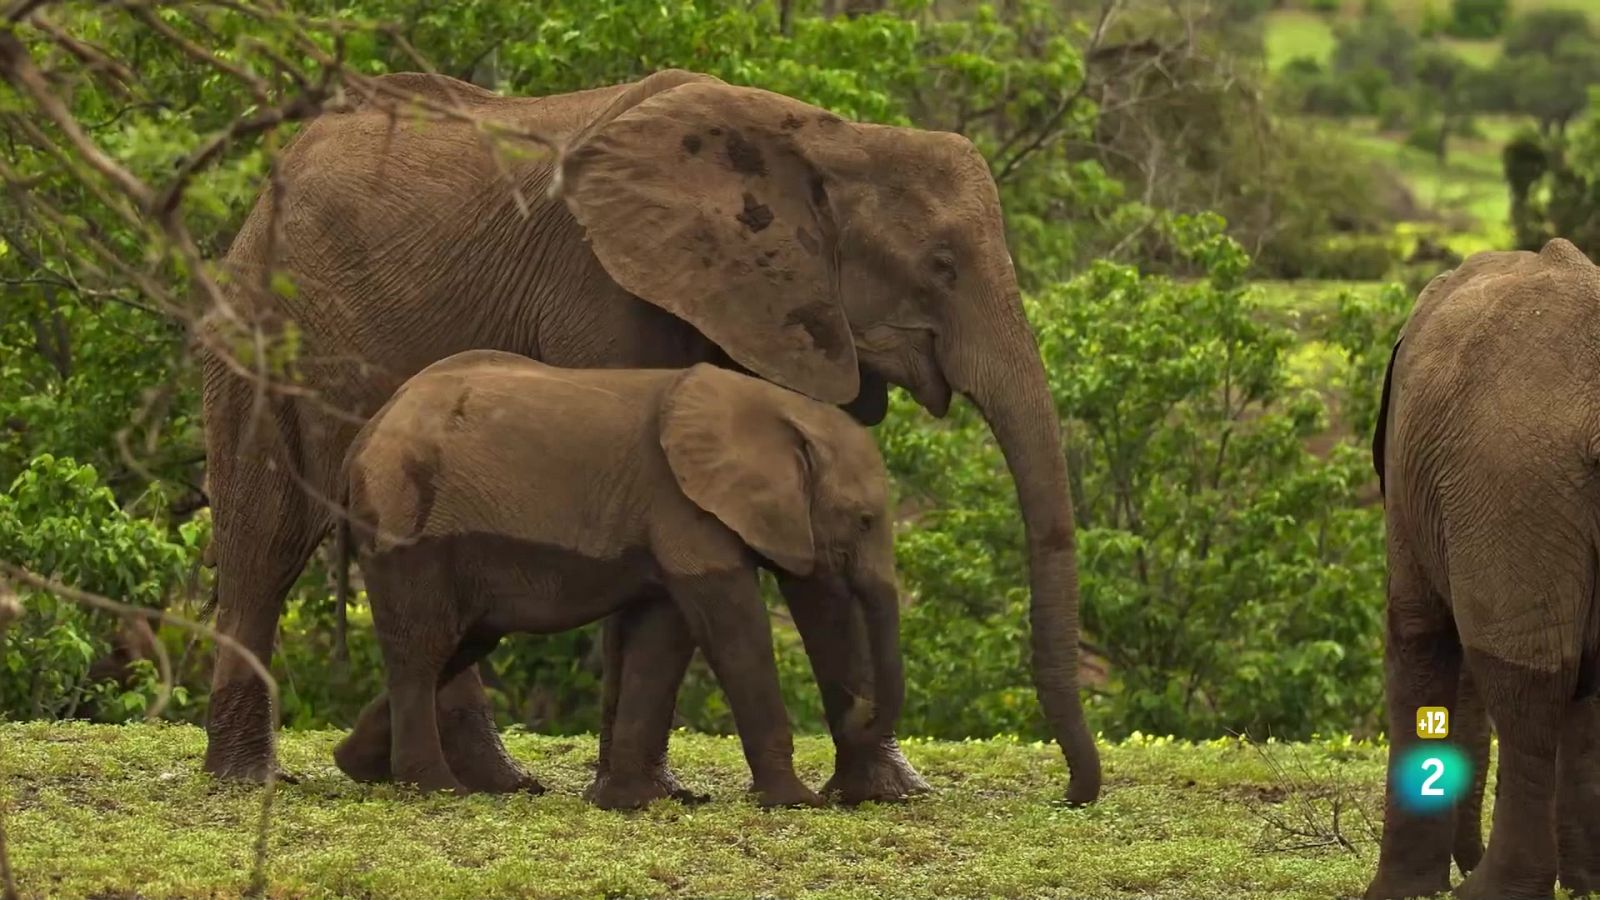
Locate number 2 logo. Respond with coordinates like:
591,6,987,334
1420,757,1446,796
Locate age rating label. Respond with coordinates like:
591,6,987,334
1416,706,1449,739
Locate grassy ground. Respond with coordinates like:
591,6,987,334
1,722,1421,900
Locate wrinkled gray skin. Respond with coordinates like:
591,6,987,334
331,355,904,807
1366,238,1600,900
199,68,1098,806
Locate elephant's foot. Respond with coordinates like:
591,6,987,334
205,761,300,787
752,774,825,809
585,766,708,810
452,754,544,795
1362,871,1451,900
204,684,293,784
395,767,471,796
1453,864,1555,900
438,709,538,795
333,729,392,784
824,736,930,805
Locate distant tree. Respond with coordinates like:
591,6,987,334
1419,0,1449,38
1332,10,1418,87
1493,37,1600,135
1503,99,1600,260
1411,46,1474,162
1447,0,1510,38
1503,8,1594,59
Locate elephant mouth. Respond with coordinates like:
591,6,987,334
855,326,951,419
908,364,952,418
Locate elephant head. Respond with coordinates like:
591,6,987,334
659,364,904,742
553,71,1099,802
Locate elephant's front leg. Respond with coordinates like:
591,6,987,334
779,575,930,804
587,591,709,810
666,570,822,808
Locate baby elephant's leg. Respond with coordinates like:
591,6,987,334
435,636,544,795
334,693,394,783
665,570,821,809
333,663,538,793
370,575,467,794
587,590,707,810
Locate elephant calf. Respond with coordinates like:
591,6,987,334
331,351,905,808
1366,238,1600,900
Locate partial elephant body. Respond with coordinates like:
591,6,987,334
1366,238,1600,900
336,354,906,806
200,67,1097,805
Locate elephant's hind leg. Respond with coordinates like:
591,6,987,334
436,636,544,795
1558,695,1600,896
1452,669,1490,875
587,590,706,810
373,577,468,794
1455,650,1570,900
1366,533,1462,900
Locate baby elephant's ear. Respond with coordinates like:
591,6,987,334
659,364,816,576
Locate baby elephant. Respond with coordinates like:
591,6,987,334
333,351,904,807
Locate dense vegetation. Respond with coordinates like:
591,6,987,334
1,0,1591,752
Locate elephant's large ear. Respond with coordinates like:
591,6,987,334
555,79,860,406
1372,337,1402,499
659,364,816,575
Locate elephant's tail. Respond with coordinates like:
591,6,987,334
333,489,352,664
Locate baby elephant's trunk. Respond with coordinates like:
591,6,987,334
844,578,904,743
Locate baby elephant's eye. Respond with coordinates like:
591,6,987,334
857,512,876,533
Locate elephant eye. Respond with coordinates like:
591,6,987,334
929,250,958,286
857,512,876,533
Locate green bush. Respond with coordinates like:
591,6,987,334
1447,0,1510,39
0,456,202,721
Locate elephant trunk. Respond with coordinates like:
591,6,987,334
845,576,904,743
945,296,1102,806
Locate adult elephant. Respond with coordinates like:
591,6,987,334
199,68,1100,806
1364,238,1600,899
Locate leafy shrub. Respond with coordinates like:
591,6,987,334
0,456,201,721
1447,0,1510,39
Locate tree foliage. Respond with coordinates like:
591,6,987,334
1,0,1401,742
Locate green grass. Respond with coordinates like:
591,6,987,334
0,723,1417,899
1264,10,1339,69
